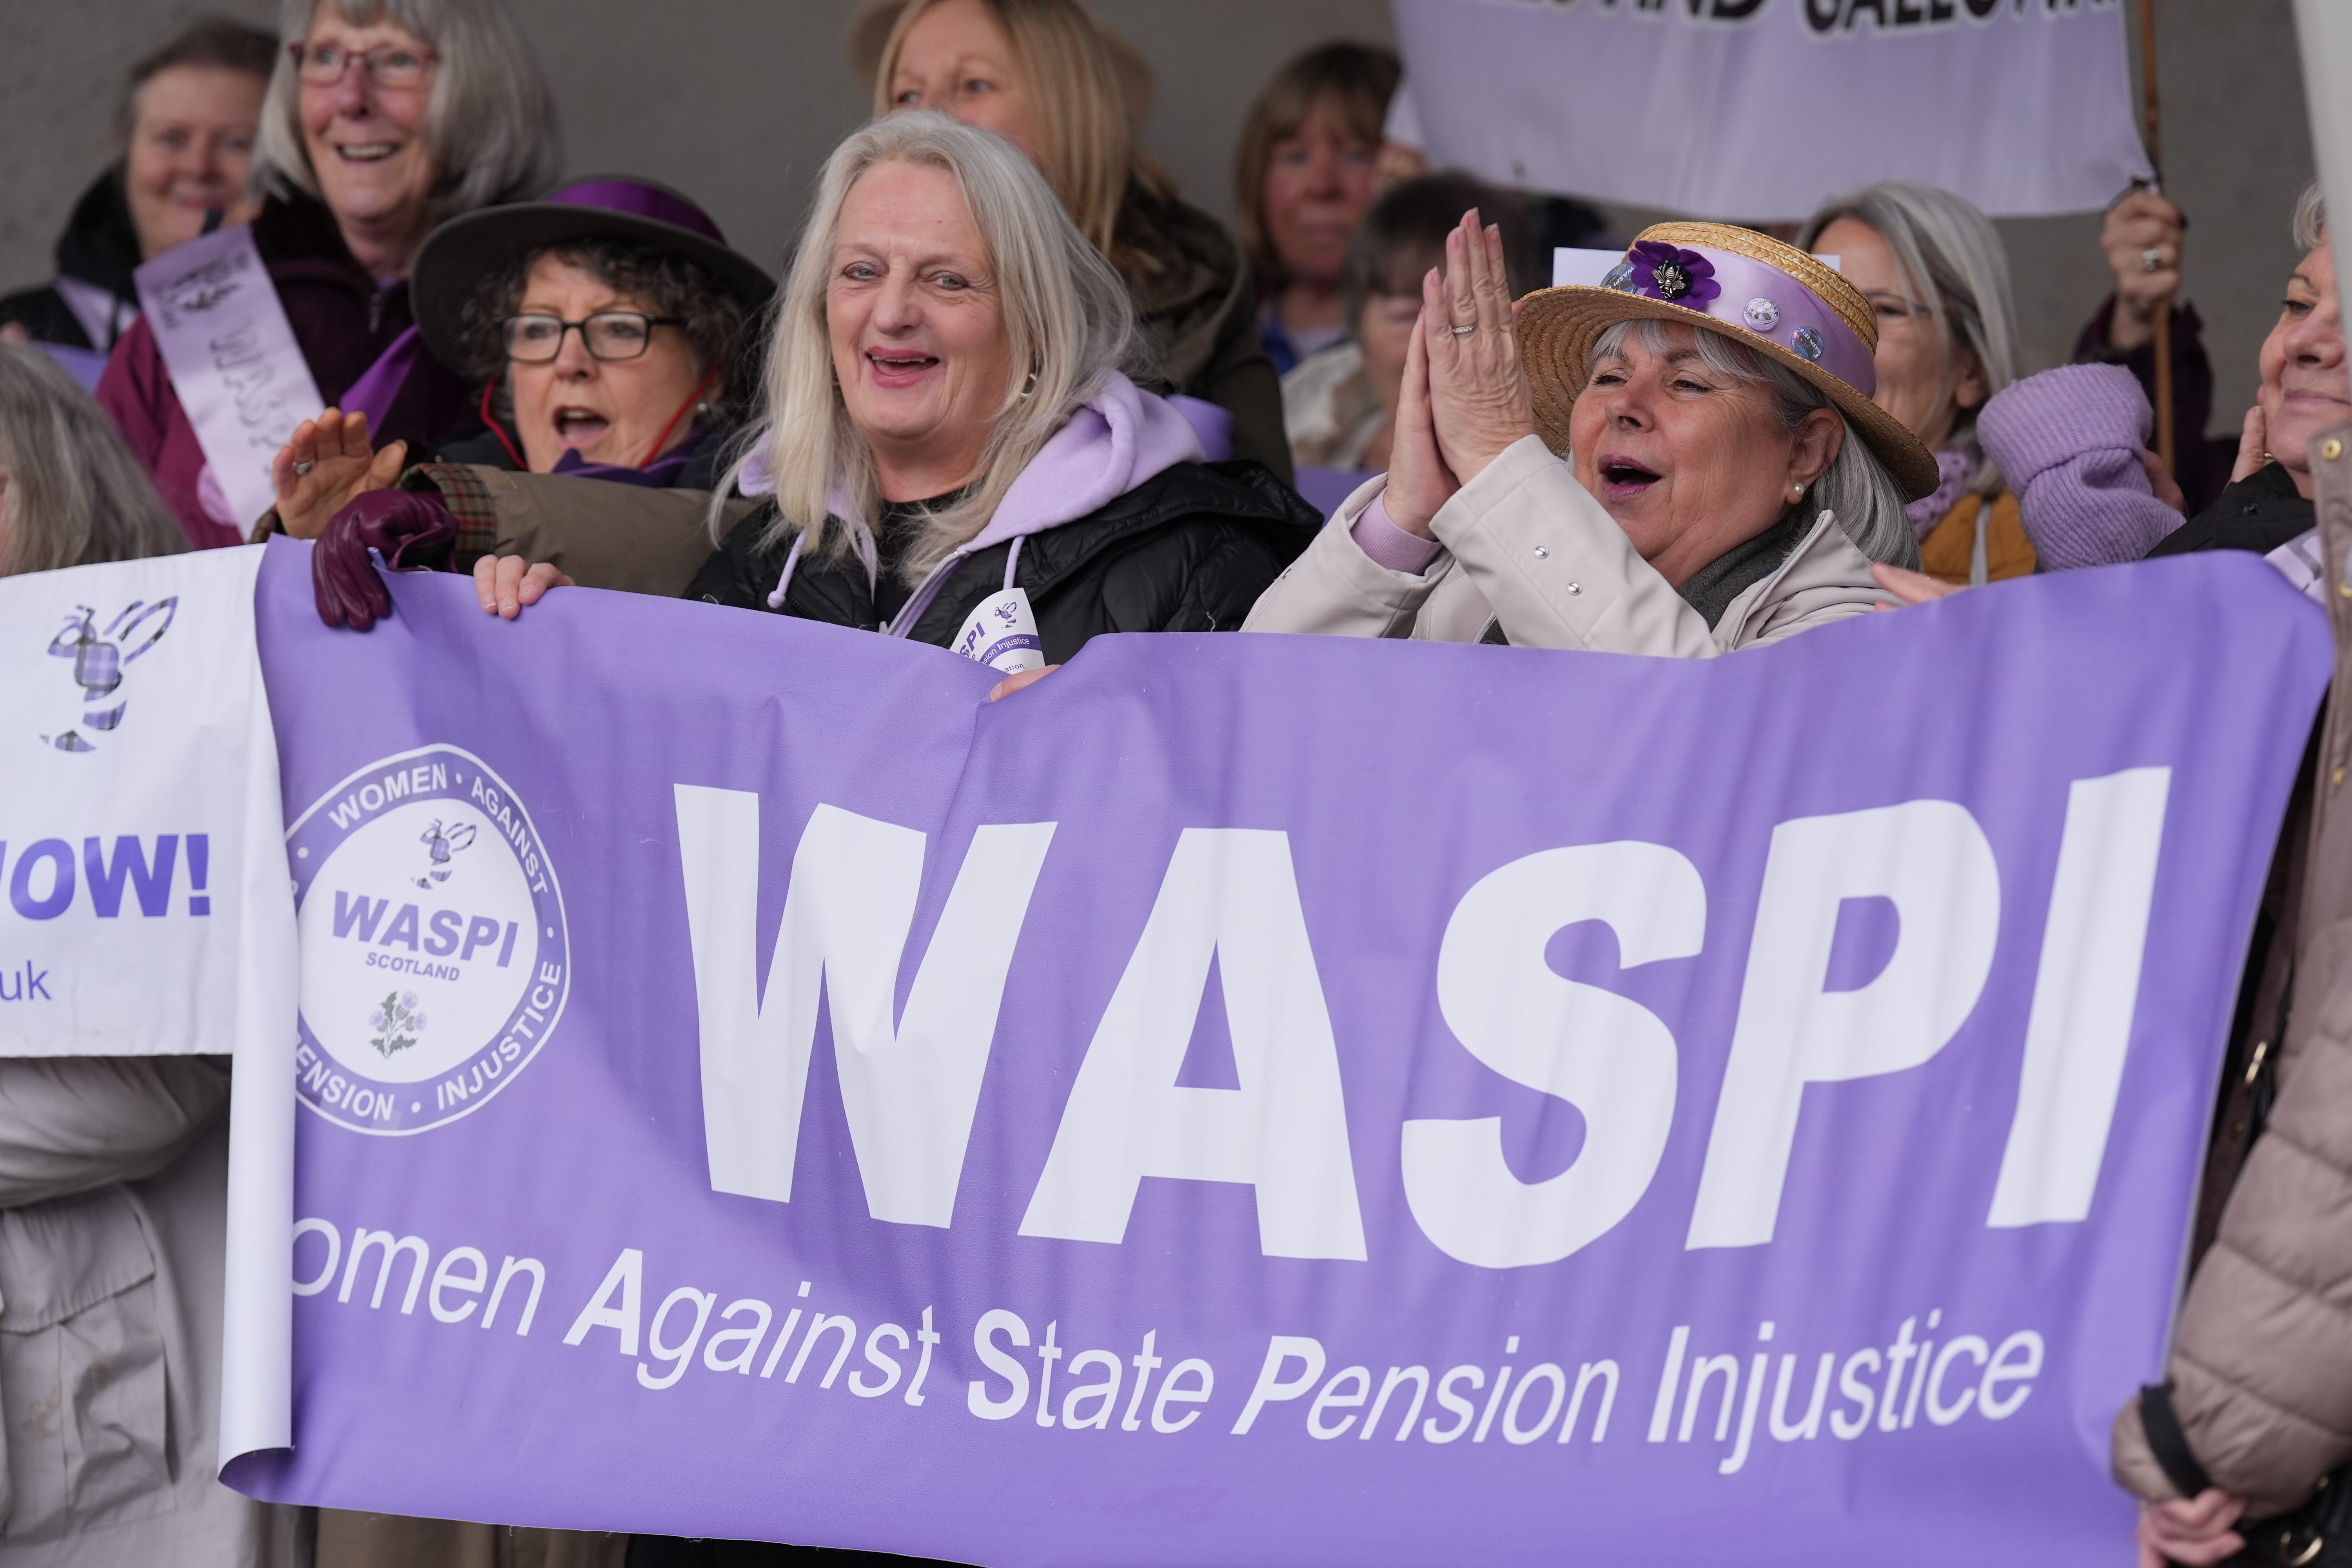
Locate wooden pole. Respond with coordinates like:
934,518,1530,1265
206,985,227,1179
2137,0,2175,477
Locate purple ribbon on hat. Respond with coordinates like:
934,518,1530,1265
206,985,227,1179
548,179,728,244
1604,243,1877,398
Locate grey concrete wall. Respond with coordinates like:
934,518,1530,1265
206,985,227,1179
0,0,2307,437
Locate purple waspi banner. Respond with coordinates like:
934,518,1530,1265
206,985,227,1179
227,539,2327,1565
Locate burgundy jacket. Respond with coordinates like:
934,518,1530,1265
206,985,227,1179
96,194,472,549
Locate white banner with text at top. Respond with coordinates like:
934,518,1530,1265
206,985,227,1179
0,547,294,1058
1389,0,2152,221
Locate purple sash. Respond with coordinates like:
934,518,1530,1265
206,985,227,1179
338,323,423,430
136,224,327,527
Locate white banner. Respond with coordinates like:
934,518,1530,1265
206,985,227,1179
1390,0,2153,221
0,547,294,1058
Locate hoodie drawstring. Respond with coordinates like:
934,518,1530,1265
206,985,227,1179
763,533,808,610
764,516,879,613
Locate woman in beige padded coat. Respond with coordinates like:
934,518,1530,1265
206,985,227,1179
0,343,311,1566
1243,213,1932,651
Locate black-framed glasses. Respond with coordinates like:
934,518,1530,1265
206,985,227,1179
498,312,685,364
287,40,437,89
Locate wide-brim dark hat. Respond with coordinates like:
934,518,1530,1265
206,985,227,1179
1517,221,1940,501
410,176,775,374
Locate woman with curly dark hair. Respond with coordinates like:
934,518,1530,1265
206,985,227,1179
266,178,776,614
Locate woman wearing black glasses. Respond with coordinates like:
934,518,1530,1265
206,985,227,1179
272,176,775,620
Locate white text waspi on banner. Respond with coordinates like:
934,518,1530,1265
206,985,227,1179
1389,0,2153,221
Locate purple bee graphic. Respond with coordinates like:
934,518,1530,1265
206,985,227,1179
42,599,177,753
414,819,477,887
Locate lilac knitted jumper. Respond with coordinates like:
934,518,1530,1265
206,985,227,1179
1975,363,2186,569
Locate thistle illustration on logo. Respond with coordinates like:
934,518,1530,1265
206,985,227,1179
368,991,426,1058
414,819,476,887
42,599,176,752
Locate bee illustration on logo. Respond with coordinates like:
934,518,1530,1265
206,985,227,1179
414,819,477,887
42,599,177,753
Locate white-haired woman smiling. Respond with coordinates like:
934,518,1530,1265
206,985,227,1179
99,0,560,548
1245,213,1931,650
1800,181,2039,583
667,112,1318,663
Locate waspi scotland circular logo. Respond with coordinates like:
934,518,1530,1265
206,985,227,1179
287,744,568,1133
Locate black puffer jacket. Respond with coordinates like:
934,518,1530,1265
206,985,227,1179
0,168,142,351
686,458,1319,663
2147,461,2311,558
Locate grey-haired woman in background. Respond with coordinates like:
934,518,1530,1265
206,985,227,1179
1798,181,2031,585
0,343,185,572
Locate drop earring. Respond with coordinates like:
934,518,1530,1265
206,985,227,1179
1018,366,1040,398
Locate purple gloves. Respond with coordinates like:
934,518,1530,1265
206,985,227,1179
312,487,459,631
1976,363,2185,570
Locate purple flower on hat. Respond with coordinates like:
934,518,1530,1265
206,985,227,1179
1625,242,1720,309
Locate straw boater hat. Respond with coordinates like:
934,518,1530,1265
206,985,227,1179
1516,221,1940,501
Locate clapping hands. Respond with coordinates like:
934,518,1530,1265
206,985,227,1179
1384,208,1537,537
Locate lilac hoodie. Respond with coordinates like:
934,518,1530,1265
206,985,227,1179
756,372,1208,625
1975,362,2186,569
880,370,1207,633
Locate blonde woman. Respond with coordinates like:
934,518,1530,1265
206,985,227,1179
668,112,1316,659
871,0,1292,477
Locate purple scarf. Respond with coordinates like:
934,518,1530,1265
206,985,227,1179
1906,445,1978,539
548,425,708,489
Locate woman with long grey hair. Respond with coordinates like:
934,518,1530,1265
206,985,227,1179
668,112,1317,666
1246,212,1927,652
1799,181,2029,584
0,342,185,574
99,0,560,550
0,341,312,1565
